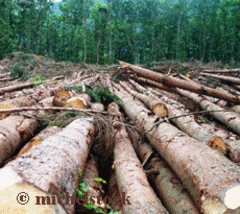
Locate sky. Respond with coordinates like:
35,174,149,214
52,0,61,2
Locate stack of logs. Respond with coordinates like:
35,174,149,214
0,62,240,214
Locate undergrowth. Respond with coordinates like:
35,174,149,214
65,84,122,107
77,169,121,214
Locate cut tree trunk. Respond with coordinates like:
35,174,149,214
0,72,11,78
127,129,199,214
0,116,39,167
175,88,240,163
0,77,14,82
119,81,168,117
0,118,95,214
129,79,227,155
112,83,240,213
109,102,168,214
65,94,91,109
53,89,73,107
119,61,240,103
18,126,61,156
201,72,240,84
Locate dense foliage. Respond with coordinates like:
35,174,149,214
0,0,239,64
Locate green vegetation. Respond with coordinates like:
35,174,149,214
66,84,122,107
77,169,121,214
32,75,46,87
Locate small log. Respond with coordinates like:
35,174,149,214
0,118,96,214
79,156,106,210
0,116,39,166
18,126,61,156
109,102,168,214
127,129,200,214
53,89,73,107
176,88,240,136
120,61,240,103
120,81,168,117
0,72,11,78
91,103,104,112
0,77,14,82
202,69,240,73
201,72,240,84
113,83,240,213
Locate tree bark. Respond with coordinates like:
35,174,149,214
0,118,95,214
112,83,240,213
109,102,168,214
127,129,199,214
119,81,168,118
201,72,240,84
108,171,123,213
119,61,240,103
129,79,227,155
0,116,39,167
18,126,61,156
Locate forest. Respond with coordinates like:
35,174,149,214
1,0,240,64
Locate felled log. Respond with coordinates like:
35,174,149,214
0,118,95,214
80,155,106,210
229,105,240,115
91,103,104,112
113,83,240,213
0,72,11,78
127,129,199,214
201,72,240,84
120,81,168,117
202,69,240,73
175,88,240,163
0,77,14,82
0,116,39,166
18,126,61,155
119,61,240,103
108,171,123,213
129,79,227,154
109,102,168,214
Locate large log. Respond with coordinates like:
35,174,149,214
119,81,168,117
127,129,199,214
129,79,227,155
119,61,240,103
0,116,39,167
112,83,240,213
18,126,61,156
201,73,240,84
0,118,95,214
109,102,168,214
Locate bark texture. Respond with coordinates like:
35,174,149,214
0,116,39,166
112,83,240,213
18,126,61,156
109,102,168,214
128,129,200,214
0,118,95,214
120,61,240,103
